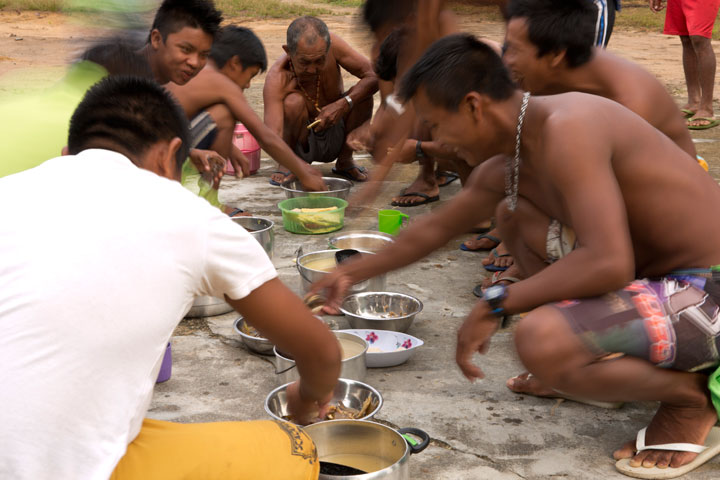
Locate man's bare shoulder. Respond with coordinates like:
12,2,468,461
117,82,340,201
595,50,670,108
265,55,293,90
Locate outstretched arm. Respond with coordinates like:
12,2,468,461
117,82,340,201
312,161,505,311
227,278,341,424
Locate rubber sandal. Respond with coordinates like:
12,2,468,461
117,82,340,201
332,165,368,182
687,116,720,130
680,108,695,118
459,233,501,252
269,170,291,186
390,191,440,207
472,271,521,297
436,170,459,187
615,427,720,479
482,248,512,272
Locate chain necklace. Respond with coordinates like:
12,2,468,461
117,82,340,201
289,60,321,113
506,91,530,212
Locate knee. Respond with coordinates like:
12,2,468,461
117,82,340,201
514,306,569,375
689,35,712,51
283,93,307,120
494,199,516,235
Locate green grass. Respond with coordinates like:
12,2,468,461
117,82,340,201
0,0,65,10
310,0,363,7
216,0,331,19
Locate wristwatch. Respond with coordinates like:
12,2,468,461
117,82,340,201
415,140,424,158
482,283,508,323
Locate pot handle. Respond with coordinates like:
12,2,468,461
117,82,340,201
398,427,430,454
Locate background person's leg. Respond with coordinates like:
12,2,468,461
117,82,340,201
687,35,716,123
334,95,373,180
680,35,702,115
111,419,319,480
271,93,309,184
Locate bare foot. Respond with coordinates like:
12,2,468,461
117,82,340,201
334,156,368,182
613,395,718,469
391,175,439,206
481,242,514,269
462,228,501,251
506,372,557,397
480,264,523,290
687,108,715,127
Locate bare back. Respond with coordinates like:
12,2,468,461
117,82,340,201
507,92,720,276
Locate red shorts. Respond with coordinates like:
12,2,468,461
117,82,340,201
664,0,720,39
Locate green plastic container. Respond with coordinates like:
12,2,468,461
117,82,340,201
278,197,348,235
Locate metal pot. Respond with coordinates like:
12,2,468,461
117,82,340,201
296,248,386,295
281,177,353,200
186,217,274,318
274,331,368,385
231,216,274,259
304,419,429,479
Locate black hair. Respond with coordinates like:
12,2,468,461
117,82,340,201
506,0,596,68
210,25,268,72
374,26,407,82
150,0,223,42
361,0,415,33
286,16,330,55
80,38,153,78
68,76,190,172
399,34,515,110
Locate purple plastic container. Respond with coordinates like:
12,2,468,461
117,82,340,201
156,342,172,383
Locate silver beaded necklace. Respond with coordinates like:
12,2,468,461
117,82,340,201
506,91,530,212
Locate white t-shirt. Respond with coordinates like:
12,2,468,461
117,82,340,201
0,149,277,480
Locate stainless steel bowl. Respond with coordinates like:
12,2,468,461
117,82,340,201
296,249,386,295
328,231,394,253
185,295,234,318
281,177,353,200
232,317,274,355
274,331,368,385
265,378,382,425
340,292,423,333
231,216,274,260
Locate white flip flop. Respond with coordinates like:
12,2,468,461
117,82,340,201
615,426,720,479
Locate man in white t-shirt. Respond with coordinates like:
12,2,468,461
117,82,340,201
0,76,340,480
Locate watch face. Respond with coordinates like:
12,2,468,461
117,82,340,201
485,285,505,301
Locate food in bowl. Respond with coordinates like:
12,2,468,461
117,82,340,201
284,396,379,425
279,198,347,235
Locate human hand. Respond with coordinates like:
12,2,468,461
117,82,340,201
314,99,350,132
649,0,664,12
298,167,327,192
309,268,355,315
387,139,419,164
229,146,250,179
455,301,501,382
190,148,226,188
285,381,334,425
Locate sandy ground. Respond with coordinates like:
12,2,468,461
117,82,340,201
4,6,720,479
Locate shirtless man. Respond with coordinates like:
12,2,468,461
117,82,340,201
312,34,720,476
465,0,701,271
263,16,377,186
167,25,325,192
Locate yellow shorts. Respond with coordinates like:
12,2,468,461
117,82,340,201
111,418,319,480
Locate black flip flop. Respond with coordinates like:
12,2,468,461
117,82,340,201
459,233,500,252
332,165,368,182
436,170,459,187
390,191,440,207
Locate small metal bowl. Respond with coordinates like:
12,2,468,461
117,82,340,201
232,317,274,355
265,378,383,425
281,177,353,200
328,230,394,253
340,292,423,333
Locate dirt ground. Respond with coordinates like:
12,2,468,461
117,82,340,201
2,7,720,156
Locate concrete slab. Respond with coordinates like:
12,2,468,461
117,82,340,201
149,156,720,479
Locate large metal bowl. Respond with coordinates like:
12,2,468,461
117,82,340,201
328,230,394,253
340,292,423,333
231,216,274,259
281,177,353,200
296,249,386,295
185,295,234,318
233,317,274,355
265,378,382,425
